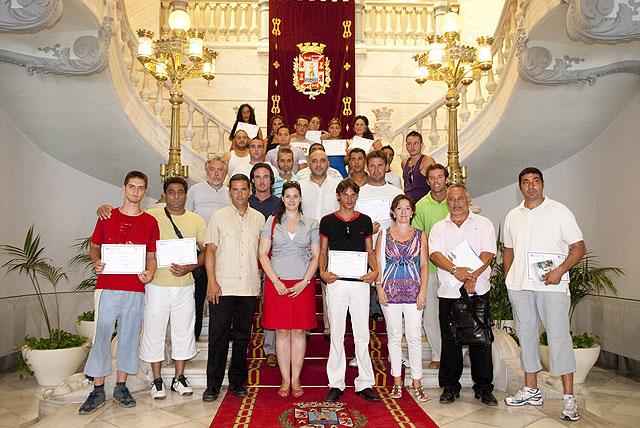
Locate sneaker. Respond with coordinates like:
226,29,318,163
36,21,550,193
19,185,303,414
349,358,358,368
113,385,136,408
171,375,193,396
78,389,106,415
505,387,543,406
562,395,580,421
150,378,166,400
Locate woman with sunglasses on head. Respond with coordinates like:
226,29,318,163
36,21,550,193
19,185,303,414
375,194,429,402
401,131,435,203
258,181,320,399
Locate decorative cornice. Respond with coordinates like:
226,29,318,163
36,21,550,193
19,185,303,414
0,16,113,76
565,0,640,42
0,0,63,31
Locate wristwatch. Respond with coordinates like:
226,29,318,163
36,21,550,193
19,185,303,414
449,266,457,275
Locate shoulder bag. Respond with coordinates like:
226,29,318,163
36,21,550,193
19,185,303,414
449,285,494,346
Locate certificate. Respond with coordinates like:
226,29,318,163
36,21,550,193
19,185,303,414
236,122,259,139
356,197,392,222
328,250,368,279
443,240,484,288
305,130,322,142
349,135,375,153
101,244,146,274
291,141,311,156
526,251,569,283
323,139,347,156
156,238,197,268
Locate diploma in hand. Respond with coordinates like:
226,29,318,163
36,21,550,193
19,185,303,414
323,140,347,156
236,122,259,139
349,136,375,153
101,244,146,274
356,197,391,222
328,250,368,279
526,251,569,283
156,238,197,268
305,130,322,142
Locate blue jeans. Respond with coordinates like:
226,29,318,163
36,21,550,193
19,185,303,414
84,289,144,377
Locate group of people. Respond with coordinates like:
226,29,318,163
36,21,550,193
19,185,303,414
78,107,586,423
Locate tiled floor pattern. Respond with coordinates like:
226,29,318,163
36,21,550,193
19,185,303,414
2,366,638,427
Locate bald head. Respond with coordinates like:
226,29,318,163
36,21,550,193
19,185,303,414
309,149,329,178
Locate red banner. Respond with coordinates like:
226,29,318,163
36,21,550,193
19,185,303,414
268,0,356,132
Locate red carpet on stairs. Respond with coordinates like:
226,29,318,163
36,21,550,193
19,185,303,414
211,279,439,427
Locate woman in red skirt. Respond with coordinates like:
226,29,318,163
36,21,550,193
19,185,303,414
258,181,320,398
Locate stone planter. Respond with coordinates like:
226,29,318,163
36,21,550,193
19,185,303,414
22,344,89,386
539,343,601,384
76,320,96,343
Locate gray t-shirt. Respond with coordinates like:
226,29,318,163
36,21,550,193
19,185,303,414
260,215,320,279
185,181,231,223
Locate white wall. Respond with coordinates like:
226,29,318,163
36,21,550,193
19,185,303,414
473,92,640,360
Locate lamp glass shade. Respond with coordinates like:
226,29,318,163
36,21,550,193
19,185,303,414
189,37,204,59
155,62,169,80
477,45,492,64
137,37,153,59
202,61,212,75
168,10,191,32
442,12,461,34
428,45,443,67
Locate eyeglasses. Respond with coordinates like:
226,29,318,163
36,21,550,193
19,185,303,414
345,223,351,239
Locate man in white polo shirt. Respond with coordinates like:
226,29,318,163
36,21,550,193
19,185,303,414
503,167,586,422
429,184,497,407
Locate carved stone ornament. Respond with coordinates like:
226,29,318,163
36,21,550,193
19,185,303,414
0,0,63,31
0,16,114,76
565,0,640,42
517,26,640,85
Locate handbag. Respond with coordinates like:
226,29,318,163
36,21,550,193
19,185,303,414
449,285,494,346
164,208,204,280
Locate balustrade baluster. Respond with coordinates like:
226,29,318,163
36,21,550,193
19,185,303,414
201,117,211,153
160,1,170,37
129,51,139,84
197,3,207,32
219,4,228,42
425,8,434,36
473,74,484,111
249,4,259,41
185,103,196,150
400,129,409,158
508,2,517,42
140,69,151,106
459,85,470,123
188,3,197,31
503,23,512,57
429,110,439,147
384,7,394,45
259,0,269,43
374,7,384,45
485,67,497,95
416,118,423,134
239,4,249,42
496,42,505,76
415,7,425,45
228,4,239,42
363,6,373,44
394,7,404,46
405,8,415,46
154,81,164,118
217,128,226,154
208,3,217,39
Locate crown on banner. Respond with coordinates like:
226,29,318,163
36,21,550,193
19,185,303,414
297,42,326,55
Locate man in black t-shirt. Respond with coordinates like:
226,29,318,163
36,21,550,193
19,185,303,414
319,178,380,403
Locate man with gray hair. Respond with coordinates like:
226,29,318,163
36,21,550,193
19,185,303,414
186,155,231,341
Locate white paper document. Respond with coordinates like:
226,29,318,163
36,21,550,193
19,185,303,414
526,251,569,283
323,139,347,156
156,238,198,268
349,135,375,153
236,122,259,139
305,130,322,142
290,141,311,156
356,197,392,222
101,244,146,274
328,250,368,279
443,240,484,288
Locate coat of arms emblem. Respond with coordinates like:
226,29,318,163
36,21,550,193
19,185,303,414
293,42,332,100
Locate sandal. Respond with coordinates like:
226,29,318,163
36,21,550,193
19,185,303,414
277,387,290,398
414,386,429,402
292,388,304,398
391,385,402,399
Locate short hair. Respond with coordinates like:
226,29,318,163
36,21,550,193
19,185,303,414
163,176,187,193
518,166,544,184
406,130,423,144
204,155,228,171
390,194,416,221
309,143,325,153
448,183,471,198
336,178,360,195
296,115,309,124
277,124,291,134
426,163,449,179
277,147,294,161
124,171,148,188
366,150,388,165
228,173,251,189
349,147,366,159
250,137,264,145
327,118,341,128
381,145,394,155
233,129,248,139
249,162,275,193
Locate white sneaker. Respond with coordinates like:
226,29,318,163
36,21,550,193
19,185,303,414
504,387,543,406
171,375,193,396
349,358,358,368
150,378,166,400
562,395,580,421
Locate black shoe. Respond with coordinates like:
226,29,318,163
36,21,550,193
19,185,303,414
78,389,106,415
229,382,248,397
475,389,498,406
439,388,460,404
355,387,381,402
113,385,136,408
325,387,343,402
202,386,219,402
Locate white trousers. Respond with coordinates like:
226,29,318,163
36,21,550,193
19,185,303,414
139,283,197,362
382,303,424,380
423,273,441,361
322,281,330,334
326,280,375,391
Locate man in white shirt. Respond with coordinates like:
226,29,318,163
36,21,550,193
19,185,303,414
381,145,402,189
290,115,315,148
223,130,251,177
297,143,343,181
234,138,278,179
265,125,308,174
300,150,340,338
429,184,497,407
503,167,586,422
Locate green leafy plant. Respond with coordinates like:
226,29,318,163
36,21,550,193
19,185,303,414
540,331,600,349
76,311,95,324
68,237,97,291
489,229,513,322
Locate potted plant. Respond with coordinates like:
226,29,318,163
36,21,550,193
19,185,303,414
538,251,623,383
68,237,97,341
1,226,89,386
76,310,96,343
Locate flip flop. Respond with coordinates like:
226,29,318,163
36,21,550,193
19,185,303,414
292,388,304,398
278,387,290,398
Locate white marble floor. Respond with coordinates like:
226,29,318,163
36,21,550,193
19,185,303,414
3,366,639,427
